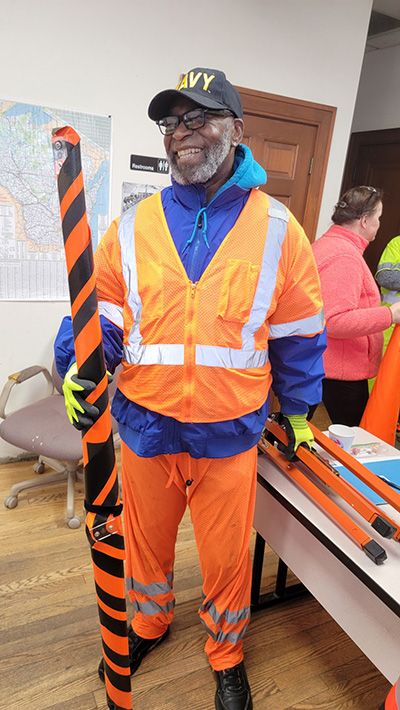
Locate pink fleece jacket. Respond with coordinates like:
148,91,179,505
312,224,391,380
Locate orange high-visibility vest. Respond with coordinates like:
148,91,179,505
96,189,324,423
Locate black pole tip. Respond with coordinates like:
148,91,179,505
363,539,387,565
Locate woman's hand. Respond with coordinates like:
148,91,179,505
389,302,400,324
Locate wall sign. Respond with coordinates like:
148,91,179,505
130,154,169,174
121,182,162,213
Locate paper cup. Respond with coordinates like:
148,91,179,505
328,424,356,452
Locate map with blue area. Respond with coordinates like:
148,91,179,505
0,100,111,299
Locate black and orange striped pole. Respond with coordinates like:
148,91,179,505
52,126,132,710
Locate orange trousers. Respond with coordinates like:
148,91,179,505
120,441,257,671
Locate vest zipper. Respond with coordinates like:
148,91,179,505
188,219,203,282
183,281,199,421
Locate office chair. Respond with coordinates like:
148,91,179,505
0,360,119,529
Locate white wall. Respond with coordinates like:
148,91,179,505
352,44,400,132
0,0,373,458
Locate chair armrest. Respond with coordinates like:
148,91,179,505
0,365,54,419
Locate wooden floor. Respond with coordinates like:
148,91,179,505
0,421,391,710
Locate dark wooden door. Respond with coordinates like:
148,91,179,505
237,86,336,242
341,128,400,275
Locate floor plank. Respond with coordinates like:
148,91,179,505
0,456,391,709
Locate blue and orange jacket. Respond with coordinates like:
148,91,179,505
55,144,326,458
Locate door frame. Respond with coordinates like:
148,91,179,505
236,86,336,241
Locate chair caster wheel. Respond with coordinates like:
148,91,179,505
4,495,18,509
68,515,81,529
33,461,46,474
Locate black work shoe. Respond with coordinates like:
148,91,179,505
98,625,169,682
214,661,253,710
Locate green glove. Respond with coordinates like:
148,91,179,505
279,413,314,461
62,362,99,430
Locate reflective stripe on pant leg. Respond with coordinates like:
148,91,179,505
188,447,258,670
121,442,187,638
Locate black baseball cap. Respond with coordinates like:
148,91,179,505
148,67,243,121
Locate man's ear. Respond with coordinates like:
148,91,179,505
231,118,244,147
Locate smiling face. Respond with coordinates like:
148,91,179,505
163,98,243,201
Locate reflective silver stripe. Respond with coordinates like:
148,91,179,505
98,301,124,329
127,572,173,596
118,205,145,356
200,618,247,645
195,344,269,368
132,598,175,616
119,205,185,366
381,290,400,304
123,342,268,368
396,678,400,704
377,261,400,272
269,308,325,338
268,204,290,222
123,342,184,365
241,197,289,351
200,599,250,625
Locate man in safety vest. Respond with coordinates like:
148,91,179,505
55,67,326,710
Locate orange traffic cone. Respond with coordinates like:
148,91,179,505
360,324,400,446
378,677,399,709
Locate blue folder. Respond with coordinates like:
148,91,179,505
335,459,400,505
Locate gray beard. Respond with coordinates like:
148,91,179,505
168,125,232,185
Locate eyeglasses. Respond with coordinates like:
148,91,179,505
361,186,377,214
362,186,377,198
156,108,232,136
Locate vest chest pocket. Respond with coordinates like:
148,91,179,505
217,259,261,323
137,260,164,322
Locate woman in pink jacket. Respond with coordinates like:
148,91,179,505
312,186,400,426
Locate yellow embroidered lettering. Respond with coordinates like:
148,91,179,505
176,74,188,90
202,74,215,91
189,71,202,88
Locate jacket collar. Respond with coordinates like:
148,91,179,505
324,223,370,254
